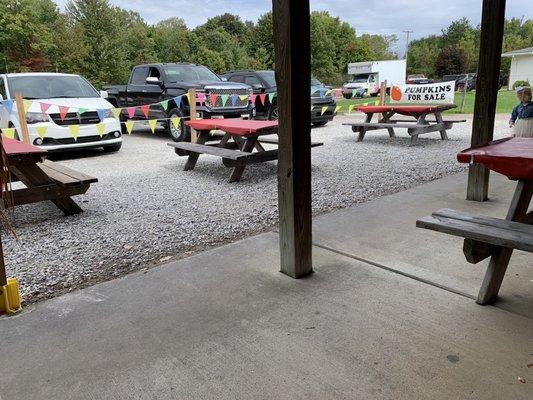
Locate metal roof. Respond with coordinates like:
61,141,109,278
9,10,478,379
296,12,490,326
502,47,533,57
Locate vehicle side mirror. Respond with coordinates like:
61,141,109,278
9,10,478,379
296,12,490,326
100,90,108,99
146,77,161,85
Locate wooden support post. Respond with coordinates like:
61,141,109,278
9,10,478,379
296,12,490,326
0,232,6,287
15,92,31,143
188,88,197,143
379,81,387,106
273,0,313,278
466,0,506,202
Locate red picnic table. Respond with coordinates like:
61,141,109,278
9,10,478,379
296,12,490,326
417,137,533,304
1,137,97,215
343,104,464,145
168,119,322,182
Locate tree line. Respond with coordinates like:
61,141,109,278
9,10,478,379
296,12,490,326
1,0,531,88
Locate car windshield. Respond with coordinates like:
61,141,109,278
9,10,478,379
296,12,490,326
311,78,323,86
163,65,220,83
350,76,369,83
257,71,276,88
7,75,99,99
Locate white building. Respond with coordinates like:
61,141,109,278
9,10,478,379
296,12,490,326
502,47,533,90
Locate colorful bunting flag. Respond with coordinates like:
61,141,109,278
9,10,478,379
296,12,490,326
148,119,158,134
348,104,356,113
239,95,248,101
23,99,33,113
126,107,136,119
250,94,257,105
112,108,122,119
258,94,267,106
221,95,229,107
1,127,16,139
230,94,238,107
96,123,106,138
40,102,52,114
321,106,328,116
268,92,275,104
334,105,342,114
124,120,135,134
374,100,381,106
325,90,333,96
352,89,358,99
196,93,206,104
59,106,69,121
69,125,80,141
140,104,150,118
96,109,106,122
171,117,181,130
209,94,218,106
78,108,87,115
36,126,47,139
1,99,14,114
160,100,169,111
174,96,182,108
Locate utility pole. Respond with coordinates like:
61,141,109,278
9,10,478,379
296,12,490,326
403,30,413,59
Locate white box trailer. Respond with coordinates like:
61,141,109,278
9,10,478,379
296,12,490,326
343,59,406,98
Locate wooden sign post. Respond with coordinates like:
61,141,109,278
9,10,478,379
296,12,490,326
379,80,387,106
188,88,197,143
15,92,31,143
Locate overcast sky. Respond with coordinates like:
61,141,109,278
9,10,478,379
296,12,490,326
54,0,532,55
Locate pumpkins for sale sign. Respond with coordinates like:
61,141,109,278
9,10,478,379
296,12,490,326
390,81,456,103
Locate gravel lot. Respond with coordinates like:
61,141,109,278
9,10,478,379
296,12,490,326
3,113,511,303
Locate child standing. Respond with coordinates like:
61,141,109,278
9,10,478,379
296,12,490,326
510,87,533,137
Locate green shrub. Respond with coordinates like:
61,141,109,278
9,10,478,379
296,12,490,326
513,80,530,89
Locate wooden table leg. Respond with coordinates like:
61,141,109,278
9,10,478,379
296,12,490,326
183,130,209,171
380,111,396,138
357,113,373,142
229,136,258,182
410,112,430,145
477,180,533,305
11,162,83,215
435,111,449,140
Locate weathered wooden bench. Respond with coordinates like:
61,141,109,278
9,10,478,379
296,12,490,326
417,206,533,305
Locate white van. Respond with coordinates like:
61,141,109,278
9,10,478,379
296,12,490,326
343,59,407,99
0,73,122,152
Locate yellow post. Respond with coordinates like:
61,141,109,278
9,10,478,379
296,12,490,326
15,92,31,143
0,233,21,315
188,88,197,143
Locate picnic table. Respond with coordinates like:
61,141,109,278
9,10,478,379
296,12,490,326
343,104,464,145
1,137,97,215
417,137,533,304
168,119,323,182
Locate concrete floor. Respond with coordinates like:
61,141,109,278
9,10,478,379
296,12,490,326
1,173,532,399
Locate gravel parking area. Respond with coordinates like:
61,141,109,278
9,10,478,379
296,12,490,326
3,113,511,303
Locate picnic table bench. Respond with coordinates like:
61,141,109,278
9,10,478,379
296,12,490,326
168,119,323,182
343,104,465,145
417,137,533,305
2,137,97,215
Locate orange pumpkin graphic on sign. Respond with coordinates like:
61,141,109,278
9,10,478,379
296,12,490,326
391,85,402,101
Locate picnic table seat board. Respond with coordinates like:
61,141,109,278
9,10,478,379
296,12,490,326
1,137,97,215
417,137,533,305
170,118,323,182
344,104,461,145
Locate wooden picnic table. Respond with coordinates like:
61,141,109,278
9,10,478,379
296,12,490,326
1,137,97,215
168,119,322,182
417,137,533,304
343,104,464,145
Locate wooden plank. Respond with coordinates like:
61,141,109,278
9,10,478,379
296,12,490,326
223,149,279,167
390,119,467,123
15,92,31,144
41,160,97,184
463,239,495,264
273,0,313,278
466,0,506,201
9,184,90,206
168,142,246,160
344,122,431,129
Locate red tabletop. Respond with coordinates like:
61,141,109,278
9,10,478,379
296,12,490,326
457,137,533,180
356,104,455,118
1,137,47,156
185,119,278,136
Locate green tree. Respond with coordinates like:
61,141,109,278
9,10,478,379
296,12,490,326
435,46,468,77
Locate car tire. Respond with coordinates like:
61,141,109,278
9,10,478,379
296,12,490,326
167,107,188,142
103,143,122,153
312,121,328,127
268,104,279,120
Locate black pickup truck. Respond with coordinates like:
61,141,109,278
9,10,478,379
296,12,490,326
105,63,254,141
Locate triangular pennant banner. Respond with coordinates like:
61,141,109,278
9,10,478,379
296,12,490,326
319,90,325,99
40,102,52,114
96,123,106,138
321,106,328,116
171,117,181,130
124,120,135,134
221,95,229,107
352,89,358,99
36,126,47,138
239,95,248,101
78,108,87,115
148,119,158,134
209,94,218,106
250,94,257,105
126,107,136,119
96,109,106,122
268,92,275,104
59,106,69,121
2,127,16,139
112,108,122,119
1,99,14,114
258,94,267,106
23,99,33,113
140,104,150,119
230,94,238,106
160,100,169,111
348,104,356,113
334,105,342,114
374,100,381,106
196,92,206,104
69,125,80,140
325,90,333,96
174,96,182,109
